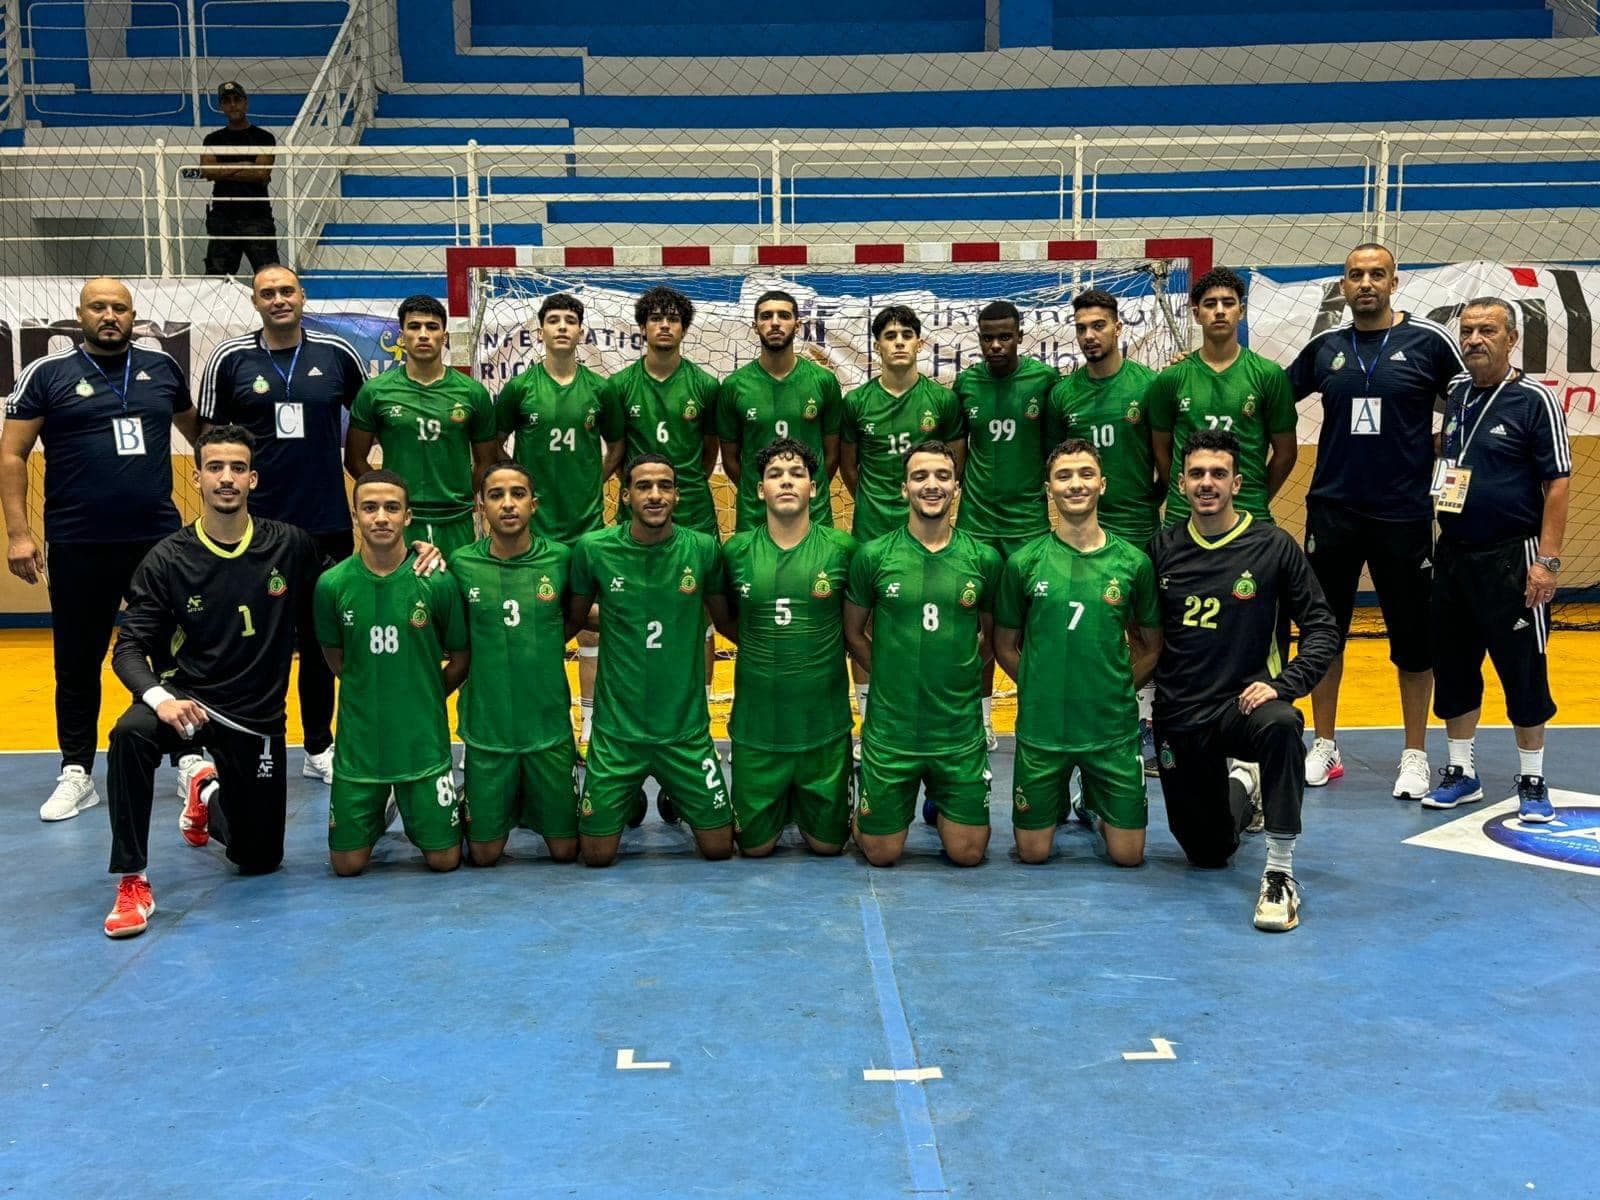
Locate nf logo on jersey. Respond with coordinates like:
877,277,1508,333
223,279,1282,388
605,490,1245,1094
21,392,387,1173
679,566,698,595
683,400,700,421
885,582,901,598
1033,580,1049,596
1126,401,1142,424
388,405,402,418
256,752,275,780
75,378,94,397
610,577,625,592
745,408,759,420
959,580,978,607
267,568,287,597
525,411,540,427
1178,397,1192,412
1242,395,1258,418
812,571,833,598
409,599,430,628
341,609,355,626
186,595,204,613
628,405,641,418
1232,571,1258,600
918,409,937,433
1102,577,1124,606
251,375,270,395
536,575,557,602
467,586,481,603
449,403,469,424
803,398,819,420
1331,351,1347,371
738,582,751,597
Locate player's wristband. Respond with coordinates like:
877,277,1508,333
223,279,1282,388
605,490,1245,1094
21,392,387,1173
142,686,177,713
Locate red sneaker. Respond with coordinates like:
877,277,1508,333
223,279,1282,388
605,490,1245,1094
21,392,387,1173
180,763,217,847
104,874,155,939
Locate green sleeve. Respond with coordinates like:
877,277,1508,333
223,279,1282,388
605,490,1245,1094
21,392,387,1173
704,537,729,596
994,553,1026,630
845,539,877,607
1265,365,1298,434
821,375,844,437
1146,370,1176,433
977,543,1004,613
312,573,340,648
570,535,597,597
349,379,378,433
713,375,737,442
468,380,497,442
840,392,861,445
1132,551,1161,630
494,373,524,437
598,375,625,443
937,385,964,442
1044,379,1071,447
434,572,469,653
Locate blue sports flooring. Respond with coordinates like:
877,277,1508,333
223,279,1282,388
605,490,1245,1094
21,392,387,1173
2,728,1596,1198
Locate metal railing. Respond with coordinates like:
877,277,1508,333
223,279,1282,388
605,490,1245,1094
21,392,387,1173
1,0,21,131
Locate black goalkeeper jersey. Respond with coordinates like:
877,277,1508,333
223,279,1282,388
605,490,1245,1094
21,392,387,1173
1149,513,1340,730
113,517,322,735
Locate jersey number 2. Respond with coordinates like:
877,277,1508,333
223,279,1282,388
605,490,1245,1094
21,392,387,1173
1182,596,1221,629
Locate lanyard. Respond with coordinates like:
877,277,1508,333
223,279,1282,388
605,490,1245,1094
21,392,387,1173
1350,313,1395,392
79,347,132,414
262,334,302,403
1449,369,1514,461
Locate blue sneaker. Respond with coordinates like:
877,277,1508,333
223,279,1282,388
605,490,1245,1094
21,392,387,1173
922,794,938,826
1516,774,1554,823
1421,764,1484,809
1139,718,1158,778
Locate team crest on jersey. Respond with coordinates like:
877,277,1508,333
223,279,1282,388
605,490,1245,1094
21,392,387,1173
1102,577,1124,606
1331,351,1347,371
251,374,270,395
811,571,833,598
1012,786,1030,812
1025,398,1041,420
410,599,430,628
959,579,978,608
449,403,469,424
1159,742,1176,769
74,378,94,397
803,398,818,420
536,575,557,602
1242,395,1258,418
580,794,594,817
1232,571,1257,600
584,406,598,431
1126,401,1142,424
918,409,937,433
267,568,287,597
683,400,700,421
679,565,698,594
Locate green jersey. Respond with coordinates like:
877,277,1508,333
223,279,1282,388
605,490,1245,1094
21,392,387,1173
1048,360,1160,544
496,362,608,544
450,536,572,753
995,531,1160,753
349,366,496,521
1147,348,1296,526
600,358,720,536
570,522,726,742
954,356,1059,541
841,375,964,544
845,525,1002,753
724,523,857,751
715,357,843,531
313,552,468,783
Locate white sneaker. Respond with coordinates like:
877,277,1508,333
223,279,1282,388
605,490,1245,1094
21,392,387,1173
1392,749,1430,801
1229,760,1264,833
302,745,335,785
383,790,400,831
1304,737,1343,787
40,765,100,821
175,753,208,800
1254,870,1301,932
984,723,999,753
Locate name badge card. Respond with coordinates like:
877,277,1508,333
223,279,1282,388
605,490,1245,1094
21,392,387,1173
111,417,147,456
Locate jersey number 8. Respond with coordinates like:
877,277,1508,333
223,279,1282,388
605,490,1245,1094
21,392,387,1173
922,603,940,631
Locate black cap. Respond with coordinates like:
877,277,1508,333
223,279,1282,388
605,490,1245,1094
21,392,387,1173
217,81,246,100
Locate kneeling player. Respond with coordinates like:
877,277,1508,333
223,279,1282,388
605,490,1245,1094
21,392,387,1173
452,461,580,865
566,454,734,866
314,471,471,875
995,439,1162,866
844,441,1003,867
719,438,858,855
1149,431,1339,931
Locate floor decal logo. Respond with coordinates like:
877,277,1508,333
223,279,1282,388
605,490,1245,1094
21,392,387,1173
1404,791,1600,877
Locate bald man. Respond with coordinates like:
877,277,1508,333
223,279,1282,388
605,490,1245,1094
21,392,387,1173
2,278,202,820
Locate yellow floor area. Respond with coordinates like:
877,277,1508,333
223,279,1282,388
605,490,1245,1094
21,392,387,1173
3,620,1598,753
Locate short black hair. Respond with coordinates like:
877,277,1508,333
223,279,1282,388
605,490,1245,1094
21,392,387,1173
193,423,255,467
977,300,1021,326
622,452,677,488
871,304,922,339
1189,267,1247,309
479,459,533,495
753,289,799,319
353,468,410,505
538,293,584,324
1180,428,1241,472
635,286,694,330
754,436,819,480
902,438,957,476
1072,289,1120,318
1045,437,1100,473
397,294,447,326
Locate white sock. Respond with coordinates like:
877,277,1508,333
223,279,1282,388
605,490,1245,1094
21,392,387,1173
579,697,593,742
1448,737,1475,774
178,753,201,770
1137,684,1153,722
856,684,869,718
982,696,993,727
1265,833,1295,875
1519,747,1544,779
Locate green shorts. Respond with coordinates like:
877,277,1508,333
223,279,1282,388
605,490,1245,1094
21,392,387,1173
856,738,991,836
580,728,732,837
463,741,580,842
416,513,479,560
1012,735,1147,831
329,768,460,852
730,737,853,848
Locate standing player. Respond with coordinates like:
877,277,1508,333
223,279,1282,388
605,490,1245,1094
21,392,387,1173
955,300,1059,748
198,263,367,786
2,276,200,821
452,462,579,865
1149,268,1298,527
495,293,621,753
717,289,843,532
566,454,734,867
719,438,858,856
345,295,499,558
314,470,471,876
1422,298,1570,823
844,441,1002,868
840,306,966,725
101,426,320,937
1049,289,1163,769
995,438,1162,867
1287,244,1464,797
1149,430,1339,931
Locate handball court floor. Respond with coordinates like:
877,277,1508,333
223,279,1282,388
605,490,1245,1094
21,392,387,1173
2,632,1598,1199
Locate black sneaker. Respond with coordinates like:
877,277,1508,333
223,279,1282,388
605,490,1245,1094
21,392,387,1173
656,791,680,825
